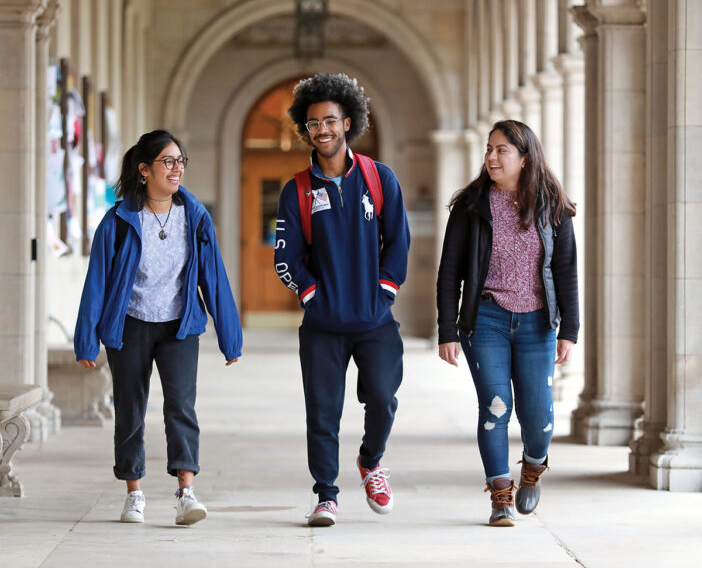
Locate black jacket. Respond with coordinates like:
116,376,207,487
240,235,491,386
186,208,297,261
436,187,579,344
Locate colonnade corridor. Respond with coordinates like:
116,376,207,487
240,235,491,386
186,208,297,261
2,329,701,567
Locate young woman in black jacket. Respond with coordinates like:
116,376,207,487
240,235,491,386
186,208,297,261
436,120,579,526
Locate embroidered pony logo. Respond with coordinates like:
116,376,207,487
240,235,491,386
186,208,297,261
362,193,374,221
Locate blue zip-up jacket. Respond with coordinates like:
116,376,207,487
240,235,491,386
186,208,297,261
74,186,243,362
274,148,410,332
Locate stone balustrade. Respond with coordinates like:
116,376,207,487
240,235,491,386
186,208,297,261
0,385,43,497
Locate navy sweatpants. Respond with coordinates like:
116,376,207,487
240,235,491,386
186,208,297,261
299,319,404,503
106,315,200,480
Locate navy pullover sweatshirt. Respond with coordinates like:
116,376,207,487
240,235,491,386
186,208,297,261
274,148,410,333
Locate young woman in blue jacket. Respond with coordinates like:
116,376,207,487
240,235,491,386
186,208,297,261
74,130,242,526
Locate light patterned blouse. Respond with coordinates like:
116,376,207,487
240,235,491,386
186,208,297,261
126,203,190,322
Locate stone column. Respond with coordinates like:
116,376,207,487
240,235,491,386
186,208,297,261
516,0,541,134
569,5,599,442
515,85,541,135
464,0,479,127
533,0,564,181
27,0,61,441
108,0,122,114
463,128,483,183
92,0,108,93
122,1,139,145
649,0,702,491
558,0,580,55
500,0,522,119
627,0,668,478
488,0,503,113
0,0,46,391
532,72,564,181
552,17,585,403
476,0,491,123
431,130,466,273
575,2,647,446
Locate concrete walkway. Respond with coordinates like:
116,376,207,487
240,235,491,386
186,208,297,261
2,329,701,567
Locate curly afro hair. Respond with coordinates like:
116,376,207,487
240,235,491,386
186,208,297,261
288,73,370,144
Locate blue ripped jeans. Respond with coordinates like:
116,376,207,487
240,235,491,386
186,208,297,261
459,299,556,481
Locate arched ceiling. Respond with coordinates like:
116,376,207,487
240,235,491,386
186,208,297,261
162,0,457,133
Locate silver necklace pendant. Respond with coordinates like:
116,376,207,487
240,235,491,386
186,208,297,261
147,200,173,241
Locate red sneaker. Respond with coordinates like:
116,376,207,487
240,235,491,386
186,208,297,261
306,500,337,526
357,456,393,514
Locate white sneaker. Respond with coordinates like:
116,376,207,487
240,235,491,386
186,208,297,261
120,490,145,523
175,486,207,526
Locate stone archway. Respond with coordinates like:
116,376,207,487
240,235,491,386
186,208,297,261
162,0,457,134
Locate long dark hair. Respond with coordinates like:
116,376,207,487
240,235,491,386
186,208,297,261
449,120,575,227
114,130,186,210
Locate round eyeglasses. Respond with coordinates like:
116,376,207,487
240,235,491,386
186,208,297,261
305,117,340,133
154,156,188,170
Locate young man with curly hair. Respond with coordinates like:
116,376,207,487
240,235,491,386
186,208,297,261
275,73,410,526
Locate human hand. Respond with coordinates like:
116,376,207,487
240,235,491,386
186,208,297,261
78,359,97,369
555,339,574,364
226,358,239,366
438,342,461,367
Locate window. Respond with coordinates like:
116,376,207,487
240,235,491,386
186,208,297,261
261,179,281,245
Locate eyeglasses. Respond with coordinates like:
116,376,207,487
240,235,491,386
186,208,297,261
305,117,340,133
154,156,188,170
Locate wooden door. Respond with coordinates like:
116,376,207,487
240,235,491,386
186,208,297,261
240,151,308,313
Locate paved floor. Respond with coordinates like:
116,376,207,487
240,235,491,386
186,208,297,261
2,329,702,567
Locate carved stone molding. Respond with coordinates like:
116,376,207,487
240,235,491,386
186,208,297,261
552,52,585,79
35,0,58,40
0,413,30,497
571,5,599,36
586,0,646,26
0,0,47,25
571,2,645,35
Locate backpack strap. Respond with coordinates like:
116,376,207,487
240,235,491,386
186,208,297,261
113,201,127,255
294,168,314,245
294,155,382,245
356,153,382,217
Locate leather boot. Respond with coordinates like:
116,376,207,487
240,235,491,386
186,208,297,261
484,477,516,527
515,456,549,515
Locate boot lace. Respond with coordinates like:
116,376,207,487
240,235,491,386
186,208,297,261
484,482,515,506
517,460,550,486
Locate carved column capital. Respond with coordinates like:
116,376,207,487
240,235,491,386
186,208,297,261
429,129,466,149
35,0,58,40
553,52,585,81
531,70,564,94
0,0,48,26
576,1,646,28
571,5,599,37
